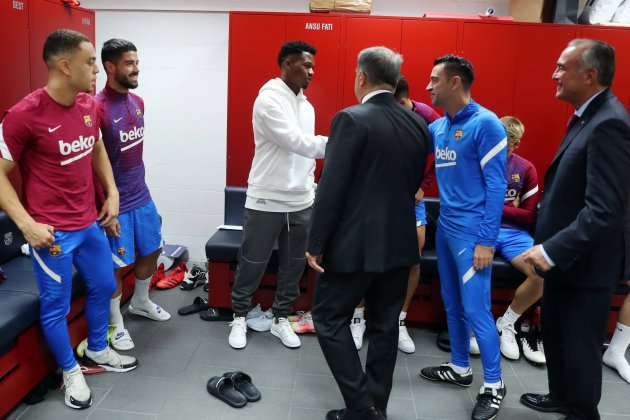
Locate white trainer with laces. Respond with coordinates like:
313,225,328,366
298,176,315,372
350,318,366,350
520,329,546,366
270,317,301,348
62,365,92,409
83,346,138,372
398,320,415,353
229,316,248,349
496,317,520,360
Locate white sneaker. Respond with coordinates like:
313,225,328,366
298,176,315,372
469,333,480,355
520,331,546,366
246,309,273,332
62,365,92,409
110,327,134,351
350,317,366,350
229,316,248,349
270,317,301,348
398,321,415,353
83,346,138,372
497,317,520,360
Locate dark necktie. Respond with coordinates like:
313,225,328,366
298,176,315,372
566,114,582,133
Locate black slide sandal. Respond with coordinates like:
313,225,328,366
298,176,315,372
199,307,234,321
177,296,208,316
206,376,247,408
223,371,261,402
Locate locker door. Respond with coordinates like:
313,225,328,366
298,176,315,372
286,15,342,137
226,13,285,186
29,0,95,90
400,19,458,113
0,0,30,116
461,22,519,118
512,25,576,187
580,27,630,112
341,17,402,109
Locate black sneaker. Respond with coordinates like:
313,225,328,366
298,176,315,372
419,362,473,387
472,381,506,420
180,264,208,290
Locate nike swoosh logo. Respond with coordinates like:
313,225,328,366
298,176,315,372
48,125,61,133
114,117,123,123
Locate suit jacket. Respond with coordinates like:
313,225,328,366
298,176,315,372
308,92,429,273
536,89,630,288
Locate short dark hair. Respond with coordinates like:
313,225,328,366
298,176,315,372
277,41,317,67
101,38,137,65
394,76,410,99
357,46,402,88
43,29,90,64
569,39,615,87
434,55,475,91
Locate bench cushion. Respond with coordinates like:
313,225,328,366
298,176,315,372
0,255,86,350
0,212,25,265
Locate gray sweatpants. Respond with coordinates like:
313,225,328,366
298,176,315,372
231,207,311,318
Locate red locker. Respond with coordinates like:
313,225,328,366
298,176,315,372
512,25,576,188
579,27,630,112
341,17,403,109
0,0,30,116
226,13,286,186
400,19,458,111
29,0,95,90
285,15,342,138
461,22,519,118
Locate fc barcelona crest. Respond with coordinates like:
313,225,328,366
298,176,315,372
117,247,125,256
49,244,62,257
84,115,93,127
511,173,521,182
136,108,143,118
454,129,464,141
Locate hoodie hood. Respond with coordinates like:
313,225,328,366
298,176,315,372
259,78,307,102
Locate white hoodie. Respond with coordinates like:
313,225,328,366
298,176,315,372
247,78,327,205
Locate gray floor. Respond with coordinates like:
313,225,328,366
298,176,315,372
6,286,630,420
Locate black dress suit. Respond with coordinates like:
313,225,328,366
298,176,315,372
535,89,630,419
308,92,429,415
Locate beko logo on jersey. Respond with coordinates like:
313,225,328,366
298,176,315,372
435,146,457,168
119,127,144,142
58,136,96,155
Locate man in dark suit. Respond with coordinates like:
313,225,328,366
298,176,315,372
520,39,630,420
306,46,429,420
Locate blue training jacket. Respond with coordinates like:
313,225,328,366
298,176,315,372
429,100,507,246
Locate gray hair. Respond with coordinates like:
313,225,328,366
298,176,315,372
357,46,403,88
568,39,615,87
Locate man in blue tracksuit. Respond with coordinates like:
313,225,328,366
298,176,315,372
419,55,507,420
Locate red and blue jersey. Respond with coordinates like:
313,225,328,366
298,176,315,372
501,152,539,232
410,99,440,192
96,85,151,213
0,89,99,230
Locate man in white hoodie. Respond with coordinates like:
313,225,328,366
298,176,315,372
228,41,328,349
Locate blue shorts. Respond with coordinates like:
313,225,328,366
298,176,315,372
495,227,534,262
109,200,162,268
415,200,427,226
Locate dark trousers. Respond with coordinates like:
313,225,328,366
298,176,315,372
231,207,311,318
311,267,409,412
542,279,615,420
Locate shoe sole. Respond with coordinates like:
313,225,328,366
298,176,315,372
83,356,139,373
419,372,472,387
128,305,172,321
65,394,92,409
519,398,566,413
229,339,246,349
270,328,301,348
